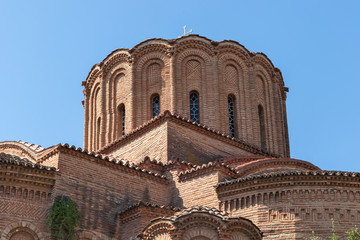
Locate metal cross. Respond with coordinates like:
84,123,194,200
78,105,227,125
181,25,192,37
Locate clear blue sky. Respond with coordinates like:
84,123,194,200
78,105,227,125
1,1,359,172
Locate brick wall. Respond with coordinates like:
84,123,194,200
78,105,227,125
218,175,360,239
52,149,169,238
0,164,54,240
173,170,223,208
168,121,255,165
118,206,176,239
106,121,168,164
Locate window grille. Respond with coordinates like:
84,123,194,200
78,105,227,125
190,92,199,123
228,96,235,137
152,95,160,117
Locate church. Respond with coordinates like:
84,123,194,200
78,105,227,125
1,35,359,240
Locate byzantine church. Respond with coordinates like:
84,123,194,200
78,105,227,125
1,35,359,240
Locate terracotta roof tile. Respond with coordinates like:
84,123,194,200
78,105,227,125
17,141,45,153
0,152,56,171
58,144,168,180
169,205,228,221
118,201,181,215
98,111,277,158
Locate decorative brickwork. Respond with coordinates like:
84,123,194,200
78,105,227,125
83,35,289,157
1,35,358,240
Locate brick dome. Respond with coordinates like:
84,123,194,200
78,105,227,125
83,35,290,158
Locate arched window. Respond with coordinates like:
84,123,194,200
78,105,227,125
228,95,236,137
190,91,199,123
258,104,266,150
117,104,125,137
152,95,160,117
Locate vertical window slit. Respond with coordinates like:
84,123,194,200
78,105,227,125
152,95,160,118
190,92,199,123
228,96,235,137
258,104,266,150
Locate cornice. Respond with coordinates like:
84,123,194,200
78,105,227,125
0,152,56,171
0,153,56,188
216,171,360,197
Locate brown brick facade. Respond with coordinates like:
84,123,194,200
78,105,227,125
1,35,358,240
83,35,290,158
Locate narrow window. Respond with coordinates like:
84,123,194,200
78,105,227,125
152,95,160,117
117,104,125,137
190,92,199,123
258,104,266,150
228,96,235,137
96,117,101,149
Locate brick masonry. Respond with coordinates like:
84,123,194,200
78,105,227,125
0,35,358,240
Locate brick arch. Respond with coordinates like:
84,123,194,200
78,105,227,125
236,158,320,177
253,65,279,154
102,50,131,75
251,54,277,84
104,64,130,143
108,70,126,143
132,44,171,64
182,227,218,240
135,55,168,125
141,221,175,239
75,229,106,240
154,233,172,240
226,220,262,240
1,221,45,240
230,232,250,240
219,55,252,139
0,142,38,162
174,52,210,122
217,45,251,65
84,66,101,96
217,56,247,136
134,51,169,72
174,38,215,59
88,82,102,152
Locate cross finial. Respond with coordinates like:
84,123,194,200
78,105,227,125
179,25,192,37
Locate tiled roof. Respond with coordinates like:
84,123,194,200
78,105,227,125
98,111,277,158
217,170,360,187
118,201,181,215
169,205,228,221
0,152,56,171
58,144,168,180
178,159,237,179
17,141,45,153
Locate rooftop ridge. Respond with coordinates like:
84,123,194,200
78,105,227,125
178,159,237,180
118,200,182,216
0,152,56,171
57,144,169,180
98,111,278,158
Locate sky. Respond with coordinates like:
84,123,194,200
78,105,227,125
0,1,359,172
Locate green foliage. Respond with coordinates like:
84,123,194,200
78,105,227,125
47,195,81,240
310,231,320,240
329,218,340,240
347,226,360,240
